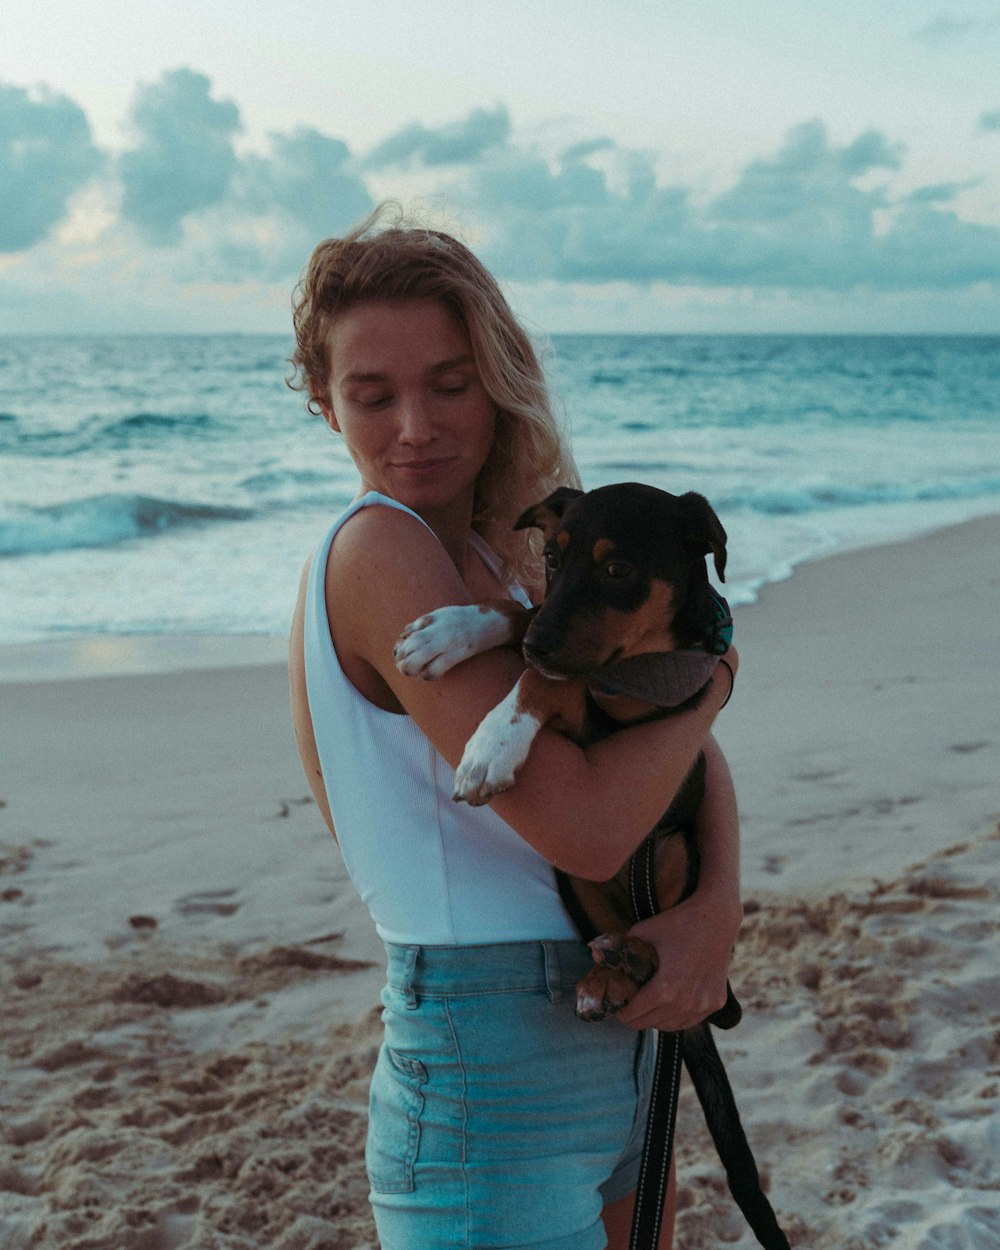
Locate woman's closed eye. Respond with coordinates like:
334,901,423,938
355,392,393,410
432,369,472,396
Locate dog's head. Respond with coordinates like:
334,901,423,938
514,482,727,675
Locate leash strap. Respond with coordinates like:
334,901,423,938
610,592,735,1247
628,837,682,1250
630,1032,682,1250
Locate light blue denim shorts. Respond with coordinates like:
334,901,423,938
367,940,654,1250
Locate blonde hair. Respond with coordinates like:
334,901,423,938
289,202,579,585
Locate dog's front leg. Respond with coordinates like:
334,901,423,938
394,601,531,680
452,667,560,806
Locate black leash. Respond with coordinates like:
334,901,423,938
628,837,681,1250
598,592,736,1249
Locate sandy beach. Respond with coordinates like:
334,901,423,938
2,516,999,1250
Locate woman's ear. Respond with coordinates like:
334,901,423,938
319,399,341,433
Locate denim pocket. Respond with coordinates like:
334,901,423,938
366,1045,428,1194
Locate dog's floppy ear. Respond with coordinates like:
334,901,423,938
677,492,727,582
514,487,584,540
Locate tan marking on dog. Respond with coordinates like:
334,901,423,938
592,538,615,563
555,530,570,552
581,578,676,666
477,599,530,623
570,878,635,934
513,665,590,739
648,834,691,910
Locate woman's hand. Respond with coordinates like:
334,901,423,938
613,888,743,1032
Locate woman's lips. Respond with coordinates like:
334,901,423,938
394,457,455,472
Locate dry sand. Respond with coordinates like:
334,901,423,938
2,516,998,1249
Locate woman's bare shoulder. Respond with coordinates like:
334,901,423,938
327,500,449,575
325,505,525,750
325,504,476,636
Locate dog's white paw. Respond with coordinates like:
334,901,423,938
394,605,516,680
453,752,517,805
393,607,478,679
453,694,541,805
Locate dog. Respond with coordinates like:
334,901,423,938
394,482,790,1250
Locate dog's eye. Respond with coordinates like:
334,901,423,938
543,549,561,573
605,561,634,580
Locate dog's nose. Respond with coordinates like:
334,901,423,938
522,640,553,664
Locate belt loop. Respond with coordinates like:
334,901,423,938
401,945,420,1009
542,941,563,1004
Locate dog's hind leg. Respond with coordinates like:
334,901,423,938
681,1023,791,1250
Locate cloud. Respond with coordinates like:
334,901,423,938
240,128,372,235
560,137,618,164
1,66,371,282
906,182,965,204
915,12,1000,44
190,126,374,280
708,121,901,224
5,72,1000,308
980,108,1000,131
0,83,103,252
362,105,510,170
915,15,980,43
118,68,241,244
110,68,371,274
460,119,1000,290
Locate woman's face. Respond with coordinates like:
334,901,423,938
323,299,496,522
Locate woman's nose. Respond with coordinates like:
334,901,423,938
397,395,436,443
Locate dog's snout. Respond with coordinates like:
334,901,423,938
522,621,568,672
522,640,555,670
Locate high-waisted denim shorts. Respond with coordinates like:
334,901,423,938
367,940,654,1250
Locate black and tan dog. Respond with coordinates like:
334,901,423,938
394,482,790,1250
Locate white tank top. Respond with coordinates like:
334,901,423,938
304,491,578,946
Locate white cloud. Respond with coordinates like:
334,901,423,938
118,68,241,245
362,105,511,170
0,83,103,252
456,119,1000,291
3,71,1000,327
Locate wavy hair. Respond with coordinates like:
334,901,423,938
289,202,579,586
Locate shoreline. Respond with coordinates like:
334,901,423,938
3,507,999,685
0,632,290,685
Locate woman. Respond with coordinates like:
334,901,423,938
287,204,741,1249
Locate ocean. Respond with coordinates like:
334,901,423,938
1,334,998,646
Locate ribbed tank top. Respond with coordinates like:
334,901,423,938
303,491,578,946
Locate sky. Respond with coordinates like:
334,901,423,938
3,0,1000,334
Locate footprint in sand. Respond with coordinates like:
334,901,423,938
791,767,844,783
174,889,241,917
275,795,315,818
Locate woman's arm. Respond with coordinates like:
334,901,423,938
614,734,743,1032
329,505,735,881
